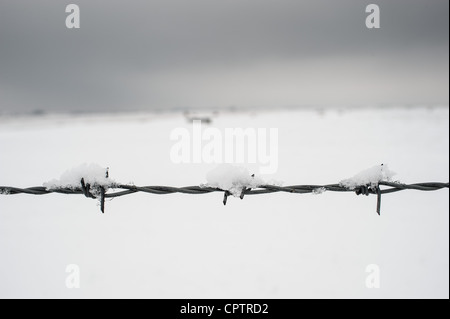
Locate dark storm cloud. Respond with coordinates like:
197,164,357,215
0,0,448,113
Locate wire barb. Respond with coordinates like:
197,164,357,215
100,187,106,214
240,187,249,200
80,178,93,199
376,185,382,216
223,191,231,206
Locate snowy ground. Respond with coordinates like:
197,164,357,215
0,106,448,298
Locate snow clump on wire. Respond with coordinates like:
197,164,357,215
340,164,396,190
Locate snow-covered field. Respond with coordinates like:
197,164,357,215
0,106,448,298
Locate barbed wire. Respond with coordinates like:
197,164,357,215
0,180,448,215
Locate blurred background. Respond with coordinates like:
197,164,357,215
0,0,448,115
0,1,448,299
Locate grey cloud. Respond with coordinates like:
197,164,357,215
0,0,448,113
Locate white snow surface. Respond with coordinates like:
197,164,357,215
43,163,114,191
0,107,448,299
340,164,396,189
205,164,265,196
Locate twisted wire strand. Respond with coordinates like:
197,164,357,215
1,181,448,215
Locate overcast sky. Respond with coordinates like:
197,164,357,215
0,0,448,114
